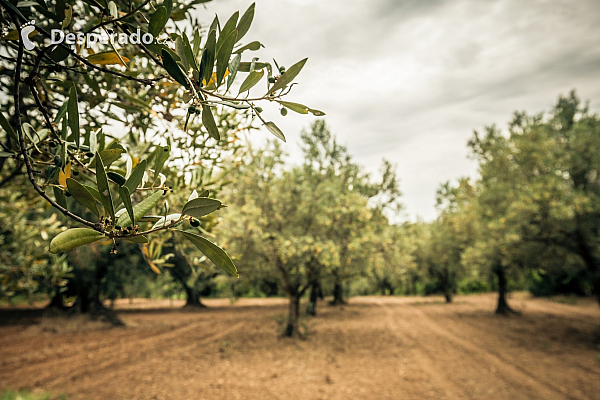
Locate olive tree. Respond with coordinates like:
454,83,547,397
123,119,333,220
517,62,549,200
0,0,322,317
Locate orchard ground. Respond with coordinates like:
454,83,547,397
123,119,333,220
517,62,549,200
1,294,600,400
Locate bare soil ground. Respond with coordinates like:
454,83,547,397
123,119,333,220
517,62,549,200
1,293,600,400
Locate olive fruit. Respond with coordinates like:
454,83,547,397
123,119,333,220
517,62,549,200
195,108,201,115
190,218,200,227
65,190,72,197
188,105,197,114
268,76,275,84
255,106,263,113
280,107,288,116
53,155,61,166
279,66,285,74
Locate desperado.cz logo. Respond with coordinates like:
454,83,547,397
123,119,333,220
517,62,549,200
51,28,164,46
20,20,36,50
17,21,166,50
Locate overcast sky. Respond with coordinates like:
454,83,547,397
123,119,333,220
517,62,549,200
196,0,600,221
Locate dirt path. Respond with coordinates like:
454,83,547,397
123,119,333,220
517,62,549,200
1,294,599,400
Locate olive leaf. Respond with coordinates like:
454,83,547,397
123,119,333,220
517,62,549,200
49,228,104,254
68,84,79,147
265,121,286,142
181,197,222,218
238,69,264,94
149,6,168,37
202,105,220,140
95,151,115,220
236,2,255,42
179,231,238,277
117,191,163,228
199,29,216,85
161,49,189,87
267,58,308,95
66,178,100,218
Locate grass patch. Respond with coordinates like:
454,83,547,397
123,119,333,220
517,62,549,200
548,295,578,306
0,389,66,400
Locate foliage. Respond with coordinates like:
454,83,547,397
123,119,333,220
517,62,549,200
0,0,320,302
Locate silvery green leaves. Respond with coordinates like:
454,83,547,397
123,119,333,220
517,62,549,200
49,228,105,254
162,49,189,87
182,197,222,218
267,58,308,95
179,231,238,277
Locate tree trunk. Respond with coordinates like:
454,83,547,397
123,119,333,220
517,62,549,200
68,263,124,326
46,290,64,310
166,238,207,309
444,291,453,303
330,272,346,305
183,285,207,308
307,280,320,316
574,225,600,308
441,268,452,303
495,265,514,315
284,293,301,337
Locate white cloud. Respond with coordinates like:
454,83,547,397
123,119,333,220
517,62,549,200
195,0,600,221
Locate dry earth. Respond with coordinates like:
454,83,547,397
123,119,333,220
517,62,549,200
1,293,600,400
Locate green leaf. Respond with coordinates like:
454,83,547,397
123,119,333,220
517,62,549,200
267,58,308,95
119,186,135,226
49,46,70,63
161,49,188,87
226,53,241,92
216,11,239,54
192,29,202,56
216,29,237,87
95,151,115,220
99,148,123,167
265,121,286,142
82,184,103,204
238,61,269,72
208,100,250,110
125,235,149,243
66,178,100,218
117,191,163,228
277,101,309,114
233,41,262,54
153,146,169,184
53,186,67,209
175,36,189,72
180,231,238,277
68,84,79,147
199,29,216,85
108,1,117,18
181,197,222,218
236,2,255,42
54,101,68,123
49,228,104,254
163,0,172,17
0,112,18,149
309,109,326,116
202,105,220,140
238,69,264,94
181,32,198,72
125,159,147,194
148,6,168,37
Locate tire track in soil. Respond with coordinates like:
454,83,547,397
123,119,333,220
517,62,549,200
375,298,470,400
424,306,600,399
405,305,575,400
67,321,246,398
17,315,238,388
